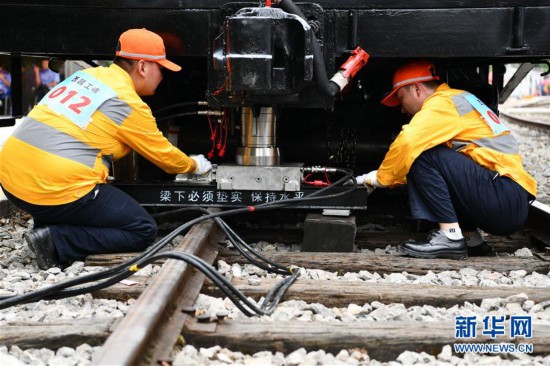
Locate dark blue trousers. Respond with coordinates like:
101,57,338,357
407,145,531,235
2,184,157,264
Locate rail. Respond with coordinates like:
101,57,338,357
94,213,224,365
500,97,550,129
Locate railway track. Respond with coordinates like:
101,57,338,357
2,200,550,364
500,96,550,129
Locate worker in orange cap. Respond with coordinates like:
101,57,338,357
0,29,212,269
356,61,536,259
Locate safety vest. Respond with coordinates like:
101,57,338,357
450,91,518,155
0,64,196,205
377,84,537,197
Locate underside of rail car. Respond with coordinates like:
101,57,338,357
1,0,549,210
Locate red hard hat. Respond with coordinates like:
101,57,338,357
381,61,439,107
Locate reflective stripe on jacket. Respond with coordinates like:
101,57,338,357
377,84,537,197
0,64,196,205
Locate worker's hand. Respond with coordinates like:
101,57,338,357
356,170,383,188
190,154,212,175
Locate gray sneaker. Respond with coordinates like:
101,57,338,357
399,230,467,260
24,227,59,270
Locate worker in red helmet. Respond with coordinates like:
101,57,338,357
356,61,536,259
0,29,212,269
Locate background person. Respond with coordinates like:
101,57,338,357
22,59,40,114
0,61,11,114
0,29,212,269
357,61,536,259
35,58,60,101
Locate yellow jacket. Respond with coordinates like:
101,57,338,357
377,84,537,197
0,64,196,205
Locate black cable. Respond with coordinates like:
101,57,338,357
158,207,292,274
261,268,300,314
153,101,208,115
156,111,208,123
0,210,209,308
1,168,352,293
138,251,287,316
0,169,355,311
151,207,206,220
152,169,355,273
217,219,291,274
39,251,278,317
0,175,354,307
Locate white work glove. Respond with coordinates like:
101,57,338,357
190,154,212,175
355,170,383,188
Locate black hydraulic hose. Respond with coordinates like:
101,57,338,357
0,169,355,310
156,171,355,275
261,270,300,314
135,251,290,316
0,211,207,308
41,269,135,301
151,252,265,316
156,207,291,274
156,111,207,123
151,206,207,220
153,101,208,115
277,0,340,97
49,250,300,317
217,220,290,274
43,250,286,317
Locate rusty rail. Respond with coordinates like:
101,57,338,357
94,215,224,365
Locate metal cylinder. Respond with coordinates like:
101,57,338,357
236,106,280,166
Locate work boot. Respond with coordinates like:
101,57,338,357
467,242,497,257
399,230,467,260
23,227,59,270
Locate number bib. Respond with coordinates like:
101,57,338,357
39,70,116,129
463,93,509,135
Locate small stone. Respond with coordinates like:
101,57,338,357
286,348,307,365
335,349,349,361
56,347,75,358
248,277,261,286
217,260,230,275
504,293,529,304
199,345,221,359
514,248,533,257
231,264,242,278
506,302,525,313
64,261,84,275
523,300,535,311
509,269,527,279
216,351,234,363
438,345,453,361
397,351,421,364
47,267,62,275
480,297,504,311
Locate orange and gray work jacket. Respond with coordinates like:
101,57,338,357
0,63,197,205
377,83,537,197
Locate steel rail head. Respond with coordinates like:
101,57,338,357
94,213,223,365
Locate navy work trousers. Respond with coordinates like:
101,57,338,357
407,145,531,235
2,184,157,264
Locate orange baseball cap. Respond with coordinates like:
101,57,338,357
381,61,439,107
116,28,181,72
